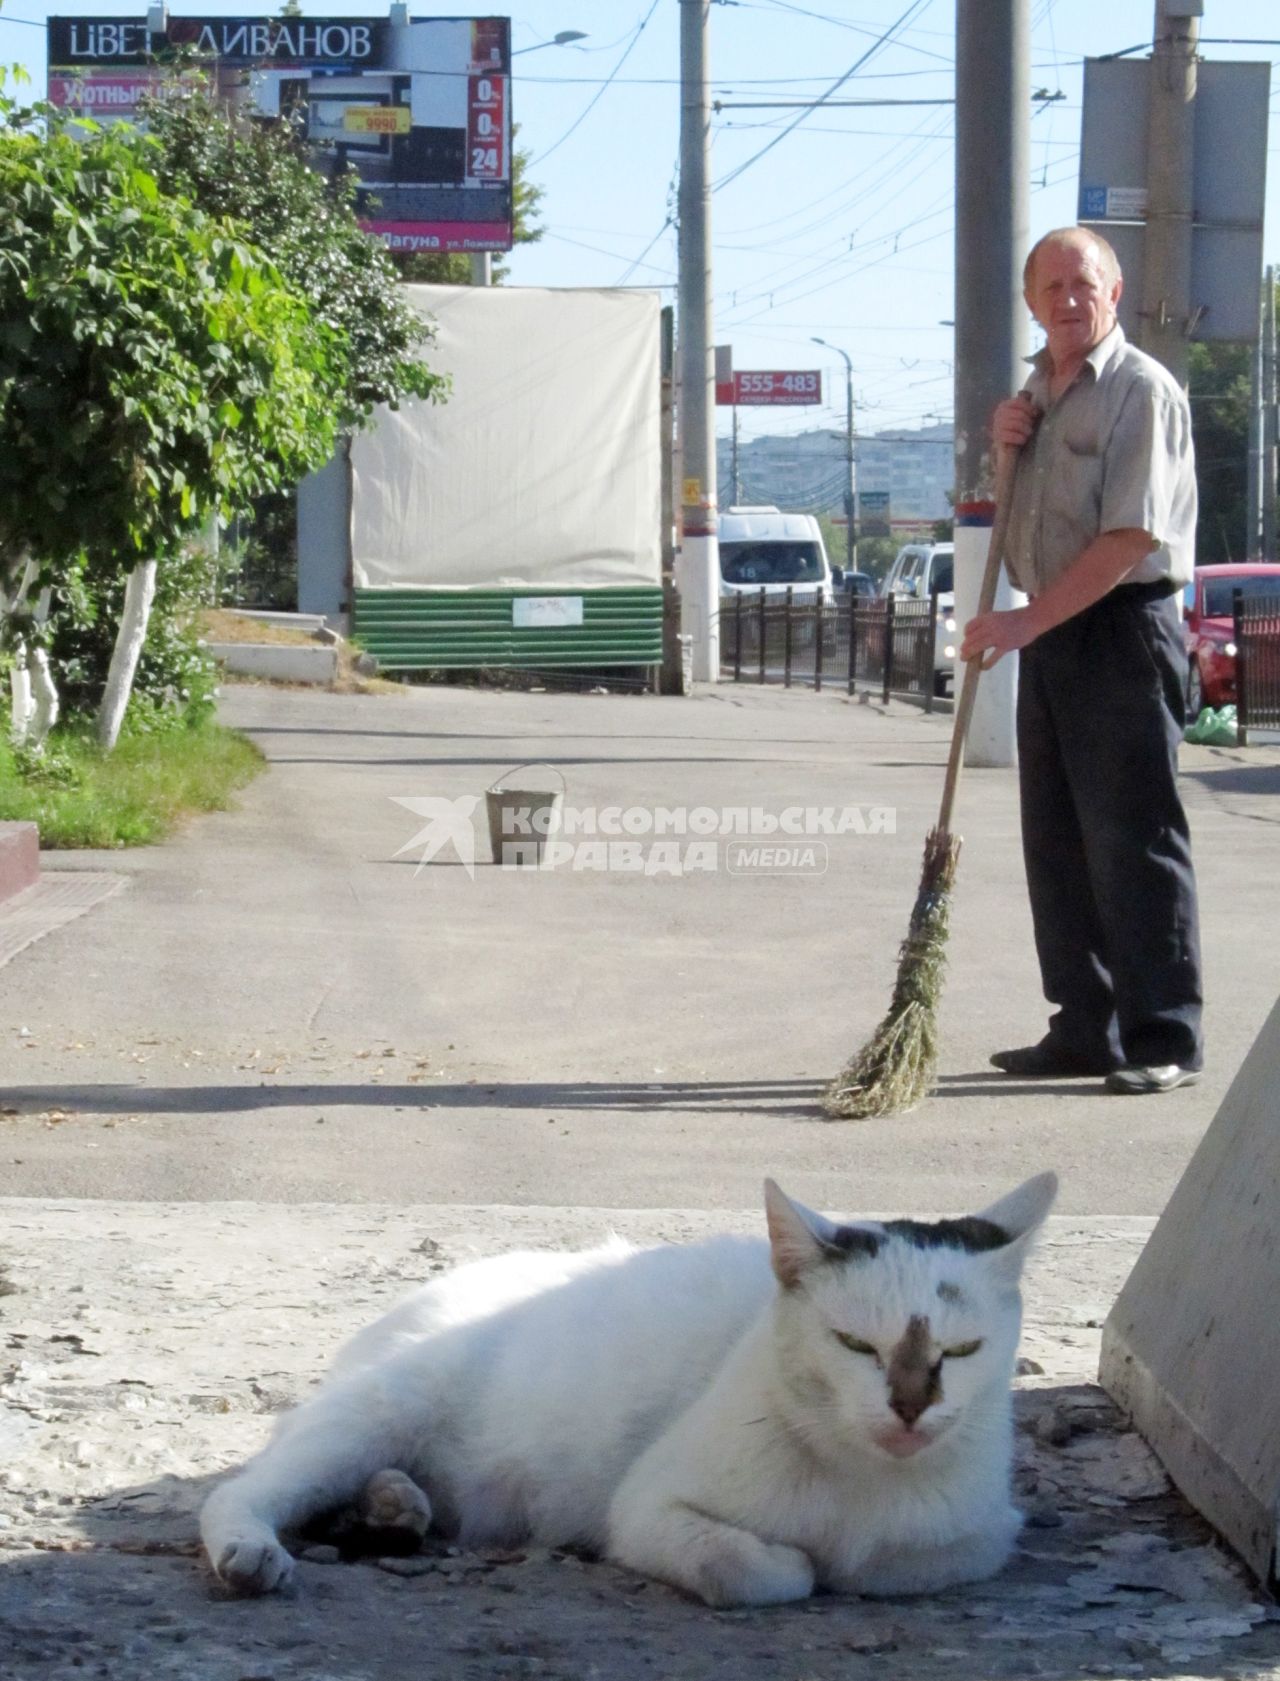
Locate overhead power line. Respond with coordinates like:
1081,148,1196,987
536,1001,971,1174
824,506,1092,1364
529,0,662,167
711,0,933,195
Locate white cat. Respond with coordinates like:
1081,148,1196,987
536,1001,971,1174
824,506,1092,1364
201,1172,1056,1607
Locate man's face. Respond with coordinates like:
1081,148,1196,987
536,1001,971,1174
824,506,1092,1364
1024,237,1121,368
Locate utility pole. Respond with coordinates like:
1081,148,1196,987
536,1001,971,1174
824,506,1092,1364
1264,265,1277,557
1248,303,1263,558
954,0,1029,767
677,0,719,681
812,338,856,575
1137,0,1200,385
731,406,741,505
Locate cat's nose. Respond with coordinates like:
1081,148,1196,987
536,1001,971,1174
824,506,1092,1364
890,1394,927,1427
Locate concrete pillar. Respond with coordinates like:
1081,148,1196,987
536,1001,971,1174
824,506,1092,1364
954,0,1030,766
1100,992,1280,1588
296,440,352,622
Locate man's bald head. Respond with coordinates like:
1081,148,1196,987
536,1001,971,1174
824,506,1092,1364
1023,228,1121,295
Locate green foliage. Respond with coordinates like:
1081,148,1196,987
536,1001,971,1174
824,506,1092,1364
219,492,298,608
0,714,263,848
141,82,444,427
1189,339,1252,563
846,533,900,583
812,521,899,583
43,543,219,723
0,87,345,604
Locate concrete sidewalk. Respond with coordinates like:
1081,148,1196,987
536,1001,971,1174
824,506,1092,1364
2,682,1279,1676
1,682,1278,1214
2,1198,1279,1681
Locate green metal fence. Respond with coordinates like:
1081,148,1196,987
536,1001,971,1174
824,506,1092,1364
353,586,664,672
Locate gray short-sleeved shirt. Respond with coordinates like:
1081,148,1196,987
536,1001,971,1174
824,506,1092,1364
1004,324,1197,597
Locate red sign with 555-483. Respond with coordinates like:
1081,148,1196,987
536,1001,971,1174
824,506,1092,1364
715,370,822,406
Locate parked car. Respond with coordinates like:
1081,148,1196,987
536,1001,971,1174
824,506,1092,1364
882,541,955,695
718,507,834,604
831,567,877,598
1184,562,1280,715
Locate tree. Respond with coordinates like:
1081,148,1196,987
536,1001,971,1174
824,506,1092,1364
0,84,346,745
1188,339,1252,564
141,80,444,429
138,80,452,609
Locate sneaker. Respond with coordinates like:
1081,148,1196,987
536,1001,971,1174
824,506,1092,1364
990,1043,1117,1078
1105,1064,1202,1095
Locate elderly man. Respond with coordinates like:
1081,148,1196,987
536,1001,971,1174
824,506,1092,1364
961,226,1203,1095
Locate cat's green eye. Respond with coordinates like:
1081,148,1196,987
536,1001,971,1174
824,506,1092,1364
943,1339,984,1359
833,1331,879,1357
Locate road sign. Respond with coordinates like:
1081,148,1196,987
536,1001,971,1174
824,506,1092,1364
1078,57,1269,342
715,371,822,406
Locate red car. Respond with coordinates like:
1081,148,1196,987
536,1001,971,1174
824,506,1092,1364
1183,563,1280,716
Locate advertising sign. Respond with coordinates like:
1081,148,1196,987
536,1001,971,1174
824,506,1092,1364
715,370,822,406
47,15,513,253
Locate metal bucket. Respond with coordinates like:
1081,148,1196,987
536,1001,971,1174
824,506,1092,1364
485,763,566,867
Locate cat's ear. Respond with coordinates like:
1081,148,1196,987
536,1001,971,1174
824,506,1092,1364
764,1179,850,1287
977,1171,1058,1285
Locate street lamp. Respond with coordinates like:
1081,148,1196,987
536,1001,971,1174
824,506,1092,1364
513,31,588,55
812,337,857,575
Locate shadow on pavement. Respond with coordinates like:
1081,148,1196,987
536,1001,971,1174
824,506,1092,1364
3,1078,829,1119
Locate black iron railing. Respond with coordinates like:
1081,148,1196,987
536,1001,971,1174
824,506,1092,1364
723,590,938,709
1234,589,1280,743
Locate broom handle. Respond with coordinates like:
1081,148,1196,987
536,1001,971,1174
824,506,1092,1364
935,445,1020,835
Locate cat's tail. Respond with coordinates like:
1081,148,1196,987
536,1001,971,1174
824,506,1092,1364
200,1407,405,1595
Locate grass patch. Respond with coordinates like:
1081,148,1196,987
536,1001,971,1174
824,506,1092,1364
199,607,319,646
0,720,264,848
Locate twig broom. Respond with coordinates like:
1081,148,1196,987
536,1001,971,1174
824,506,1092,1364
823,448,1018,1120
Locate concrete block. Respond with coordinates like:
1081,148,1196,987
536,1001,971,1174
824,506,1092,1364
224,609,329,633
1099,993,1280,1588
206,643,338,685
0,821,39,906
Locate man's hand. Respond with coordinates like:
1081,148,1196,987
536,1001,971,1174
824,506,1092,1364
960,605,1041,670
992,392,1039,450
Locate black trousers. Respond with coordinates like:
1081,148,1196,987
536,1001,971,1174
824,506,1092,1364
1016,584,1204,1069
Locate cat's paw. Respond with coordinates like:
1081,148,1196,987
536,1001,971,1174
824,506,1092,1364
358,1468,432,1541
214,1535,296,1596
695,1536,815,1608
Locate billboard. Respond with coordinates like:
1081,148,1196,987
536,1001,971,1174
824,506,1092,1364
857,489,890,537
47,15,512,254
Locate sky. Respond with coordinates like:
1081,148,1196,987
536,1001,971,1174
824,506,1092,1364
4,0,1280,449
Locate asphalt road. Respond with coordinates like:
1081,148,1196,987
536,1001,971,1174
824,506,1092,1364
2,680,1278,1215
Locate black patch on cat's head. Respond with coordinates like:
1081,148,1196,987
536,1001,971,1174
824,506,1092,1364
821,1224,881,1262
881,1216,1009,1254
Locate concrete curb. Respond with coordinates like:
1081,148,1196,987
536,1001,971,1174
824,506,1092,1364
0,821,39,906
205,643,338,684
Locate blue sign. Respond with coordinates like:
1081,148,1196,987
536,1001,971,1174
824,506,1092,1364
1080,185,1108,220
